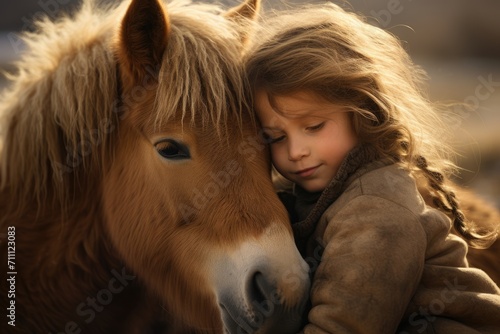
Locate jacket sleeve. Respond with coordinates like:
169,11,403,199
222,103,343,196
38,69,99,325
304,195,427,334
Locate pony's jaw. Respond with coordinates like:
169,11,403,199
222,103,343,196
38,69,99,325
211,224,310,333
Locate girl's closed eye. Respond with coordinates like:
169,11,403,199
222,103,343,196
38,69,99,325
262,131,285,144
268,134,286,144
306,121,325,132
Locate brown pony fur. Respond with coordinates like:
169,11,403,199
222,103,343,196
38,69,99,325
418,182,500,286
0,0,310,333
457,188,500,285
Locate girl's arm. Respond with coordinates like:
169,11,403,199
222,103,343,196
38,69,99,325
304,195,427,333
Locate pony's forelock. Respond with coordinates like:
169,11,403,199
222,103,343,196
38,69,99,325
152,2,253,136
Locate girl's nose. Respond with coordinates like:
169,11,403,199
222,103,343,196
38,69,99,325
288,137,309,161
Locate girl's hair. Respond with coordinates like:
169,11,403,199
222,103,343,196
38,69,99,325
245,3,497,248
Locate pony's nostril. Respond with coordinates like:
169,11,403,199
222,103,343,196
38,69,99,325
249,271,275,306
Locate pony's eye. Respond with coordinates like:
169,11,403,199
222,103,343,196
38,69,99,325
155,139,191,160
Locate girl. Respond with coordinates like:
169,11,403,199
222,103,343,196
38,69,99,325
245,3,500,333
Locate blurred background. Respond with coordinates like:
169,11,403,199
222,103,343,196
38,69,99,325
1,0,499,207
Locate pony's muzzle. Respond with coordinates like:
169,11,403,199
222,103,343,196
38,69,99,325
213,225,310,333
218,264,309,334
248,270,309,333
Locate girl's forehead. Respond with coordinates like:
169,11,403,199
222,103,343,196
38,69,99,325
255,89,344,119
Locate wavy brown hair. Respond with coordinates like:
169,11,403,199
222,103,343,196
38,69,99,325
245,3,497,248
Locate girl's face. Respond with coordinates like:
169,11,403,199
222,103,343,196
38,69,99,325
255,90,358,192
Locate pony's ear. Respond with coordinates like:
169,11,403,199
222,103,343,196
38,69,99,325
117,0,170,85
224,0,261,44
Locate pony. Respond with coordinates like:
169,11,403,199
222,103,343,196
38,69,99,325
436,186,500,285
0,0,310,332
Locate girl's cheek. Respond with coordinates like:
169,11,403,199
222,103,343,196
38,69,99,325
270,147,285,165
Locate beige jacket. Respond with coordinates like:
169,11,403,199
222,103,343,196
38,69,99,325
283,146,500,334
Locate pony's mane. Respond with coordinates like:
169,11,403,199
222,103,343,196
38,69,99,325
0,0,121,211
154,2,252,133
0,0,252,214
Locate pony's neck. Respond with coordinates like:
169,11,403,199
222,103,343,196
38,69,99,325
1,184,118,278
0,187,151,332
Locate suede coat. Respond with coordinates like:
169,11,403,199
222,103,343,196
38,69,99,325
281,146,500,334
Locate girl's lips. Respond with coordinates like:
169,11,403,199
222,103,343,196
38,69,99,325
295,165,320,178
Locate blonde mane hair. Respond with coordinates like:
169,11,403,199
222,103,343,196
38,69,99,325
245,3,496,248
0,0,251,216
155,4,252,132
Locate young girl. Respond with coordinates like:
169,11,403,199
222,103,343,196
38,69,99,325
245,3,500,333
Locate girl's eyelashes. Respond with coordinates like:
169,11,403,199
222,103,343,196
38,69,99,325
306,122,325,132
268,135,286,144
261,122,325,144
262,132,285,144
260,121,325,144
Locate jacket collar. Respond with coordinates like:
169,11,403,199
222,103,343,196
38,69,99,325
292,144,386,240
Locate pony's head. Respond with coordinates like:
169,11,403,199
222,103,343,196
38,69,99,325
106,0,309,331
0,0,309,331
